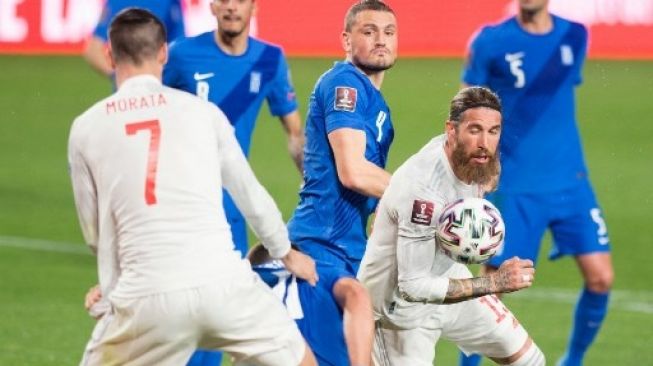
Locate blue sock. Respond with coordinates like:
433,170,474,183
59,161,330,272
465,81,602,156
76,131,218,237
187,350,223,366
560,287,610,366
459,352,482,366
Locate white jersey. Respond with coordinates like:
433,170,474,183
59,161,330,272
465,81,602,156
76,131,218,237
68,75,291,300
358,135,483,329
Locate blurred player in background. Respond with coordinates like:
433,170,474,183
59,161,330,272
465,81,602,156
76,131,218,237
163,0,305,260
84,0,185,77
460,1,613,365
287,0,396,276
249,244,374,366
69,8,317,365
358,87,545,366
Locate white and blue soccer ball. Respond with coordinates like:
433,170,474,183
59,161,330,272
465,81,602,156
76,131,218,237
436,197,505,264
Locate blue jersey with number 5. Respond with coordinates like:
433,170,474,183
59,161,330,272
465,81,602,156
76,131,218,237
462,15,588,193
288,61,394,267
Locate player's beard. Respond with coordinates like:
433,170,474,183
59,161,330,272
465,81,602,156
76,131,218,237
353,52,395,73
451,142,500,186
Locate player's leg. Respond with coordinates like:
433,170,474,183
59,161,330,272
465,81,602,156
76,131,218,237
81,291,200,366
550,183,613,366
373,320,438,366
447,295,545,366
332,277,374,366
185,190,248,366
199,274,313,366
459,192,548,366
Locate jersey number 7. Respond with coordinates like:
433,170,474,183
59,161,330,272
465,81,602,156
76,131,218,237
125,120,161,205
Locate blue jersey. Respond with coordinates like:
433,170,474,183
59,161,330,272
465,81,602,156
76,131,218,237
163,31,298,155
288,61,394,269
254,262,351,366
462,15,588,193
93,0,185,43
163,31,298,255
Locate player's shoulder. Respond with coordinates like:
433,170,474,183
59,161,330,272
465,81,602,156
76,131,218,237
318,62,370,92
163,85,222,114
553,14,588,36
249,36,285,56
474,16,516,42
389,136,447,195
169,31,213,55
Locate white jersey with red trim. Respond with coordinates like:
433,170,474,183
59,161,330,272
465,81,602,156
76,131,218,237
68,75,290,300
358,134,484,329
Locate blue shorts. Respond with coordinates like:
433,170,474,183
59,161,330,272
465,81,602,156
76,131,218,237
486,180,611,267
298,244,361,277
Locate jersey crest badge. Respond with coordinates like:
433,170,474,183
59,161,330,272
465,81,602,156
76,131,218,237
411,200,434,226
334,86,357,112
560,44,574,66
250,71,262,93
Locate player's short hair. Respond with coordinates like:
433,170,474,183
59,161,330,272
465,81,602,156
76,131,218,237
448,86,502,125
108,8,166,66
344,0,395,32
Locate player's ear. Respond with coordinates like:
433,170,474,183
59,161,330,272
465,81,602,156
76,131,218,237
341,31,351,53
209,0,218,17
445,120,457,142
158,43,168,65
251,0,258,16
105,44,115,71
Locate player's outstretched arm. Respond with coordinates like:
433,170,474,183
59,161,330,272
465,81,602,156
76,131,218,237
280,111,305,173
328,128,390,198
443,257,535,304
333,278,374,366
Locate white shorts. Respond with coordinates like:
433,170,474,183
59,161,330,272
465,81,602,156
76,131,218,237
80,274,305,366
373,295,529,366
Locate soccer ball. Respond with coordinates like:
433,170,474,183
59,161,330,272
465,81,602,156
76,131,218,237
436,197,505,264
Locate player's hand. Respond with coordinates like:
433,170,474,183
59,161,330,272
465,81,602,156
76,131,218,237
84,284,102,311
281,248,318,286
492,257,535,293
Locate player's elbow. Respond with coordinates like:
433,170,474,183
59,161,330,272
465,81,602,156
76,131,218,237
397,280,422,303
337,168,365,191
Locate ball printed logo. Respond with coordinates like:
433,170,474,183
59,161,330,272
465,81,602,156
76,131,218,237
334,86,357,112
411,200,434,226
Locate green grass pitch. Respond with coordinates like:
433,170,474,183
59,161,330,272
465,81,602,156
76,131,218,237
0,56,651,365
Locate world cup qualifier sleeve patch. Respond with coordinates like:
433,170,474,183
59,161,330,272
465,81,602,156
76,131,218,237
411,200,434,226
334,86,357,112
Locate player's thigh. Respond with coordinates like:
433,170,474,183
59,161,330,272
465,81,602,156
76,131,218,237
199,275,305,366
81,293,198,366
486,192,549,266
443,295,529,359
373,321,438,366
549,181,611,259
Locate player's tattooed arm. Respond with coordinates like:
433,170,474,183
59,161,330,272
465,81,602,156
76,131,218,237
443,277,495,304
443,257,535,304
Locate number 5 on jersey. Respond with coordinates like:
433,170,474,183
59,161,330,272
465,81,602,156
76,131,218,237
125,120,161,205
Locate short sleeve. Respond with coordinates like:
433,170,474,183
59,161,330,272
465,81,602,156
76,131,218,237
461,27,491,86
266,51,298,117
320,72,369,133
573,24,588,86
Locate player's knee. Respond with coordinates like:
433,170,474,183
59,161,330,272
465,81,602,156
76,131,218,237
340,279,372,309
506,342,545,366
585,269,614,293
